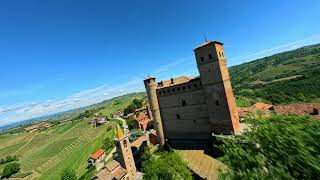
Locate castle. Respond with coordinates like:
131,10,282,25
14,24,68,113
144,41,240,149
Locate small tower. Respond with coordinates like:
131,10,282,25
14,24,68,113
144,76,165,147
194,41,240,134
115,126,137,180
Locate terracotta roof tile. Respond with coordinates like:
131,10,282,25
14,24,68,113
91,149,105,160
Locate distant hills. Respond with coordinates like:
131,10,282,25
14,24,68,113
230,43,320,104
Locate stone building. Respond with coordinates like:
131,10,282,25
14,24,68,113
115,126,137,180
144,41,240,149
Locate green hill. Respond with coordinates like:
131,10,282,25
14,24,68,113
230,43,320,105
0,92,146,179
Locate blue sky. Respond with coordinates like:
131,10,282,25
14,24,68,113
0,0,320,126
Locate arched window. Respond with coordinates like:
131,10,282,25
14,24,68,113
216,100,220,106
200,57,204,62
208,54,212,59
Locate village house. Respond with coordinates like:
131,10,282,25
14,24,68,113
148,129,158,145
238,102,274,119
133,114,150,131
24,122,53,132
112,110,124,118
95,160,128,180
89,117,108,127
88,149,106,171
274,103,320,120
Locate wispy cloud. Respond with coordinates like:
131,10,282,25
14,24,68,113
230,34,320,64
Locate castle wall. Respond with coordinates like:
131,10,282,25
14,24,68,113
156,79,213,141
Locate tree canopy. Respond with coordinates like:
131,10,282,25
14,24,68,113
1,162,20,178
218,115,320,179
142,151,193,180
60,168,77,180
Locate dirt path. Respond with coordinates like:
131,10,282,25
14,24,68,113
14,132,38,155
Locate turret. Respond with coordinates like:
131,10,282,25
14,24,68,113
144,76,165,147
194,41,240,134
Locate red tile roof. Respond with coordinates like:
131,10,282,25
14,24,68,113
274,103,320,119
252,103,273,109
91,149,105,160
135,114,148,122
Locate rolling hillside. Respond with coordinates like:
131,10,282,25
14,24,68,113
0,92,146,179
229,43,320,105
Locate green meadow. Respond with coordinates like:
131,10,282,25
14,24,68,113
0,92,145,179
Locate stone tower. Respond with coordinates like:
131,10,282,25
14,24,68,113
115,126,137,180
144,76,165,147
194,41,240,134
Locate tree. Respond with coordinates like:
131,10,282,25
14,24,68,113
1,162,20,178
60,168,77,180
218,115,320,179
142,151,193,180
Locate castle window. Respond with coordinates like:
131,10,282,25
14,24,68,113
172,88,175,92
182,100,186,106
208,54,212,59
167,89,170,93
176,114,180,119
177,87,181,91
194,84,197,88
200,57,204,62
188,85,191,89
123,140,127,148
163,91,166,94
159,91,162,95
182,86,186,90
208,68,211,72
222,52,224,57
193,120,196,124
216,100,220,106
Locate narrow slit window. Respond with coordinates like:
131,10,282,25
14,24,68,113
200,57,204,62
208,54,212,59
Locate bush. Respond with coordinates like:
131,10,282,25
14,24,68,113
0,155,19,164
218,115,320,179
1,162,20,178
142,151,193,180
60,168,77,180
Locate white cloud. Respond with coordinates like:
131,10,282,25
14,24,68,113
230,34,320,64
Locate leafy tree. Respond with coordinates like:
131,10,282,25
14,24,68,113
142,151,193,180
0,155,18,164
60,168,77,180
124,98,143,115
1,162,20,178
218,115,320,179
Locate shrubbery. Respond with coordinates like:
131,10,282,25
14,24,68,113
1,162,20,178
218,115,320,179
60,168,77,180
0,155,18,165
142,151,193,180
124,98,143,115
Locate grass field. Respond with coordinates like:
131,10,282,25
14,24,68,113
0,92,145,179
